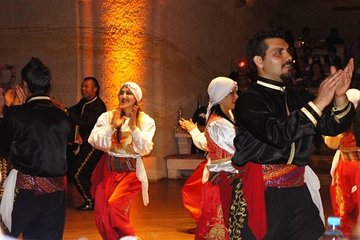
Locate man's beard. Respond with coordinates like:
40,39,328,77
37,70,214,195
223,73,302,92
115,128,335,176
280,63,294,84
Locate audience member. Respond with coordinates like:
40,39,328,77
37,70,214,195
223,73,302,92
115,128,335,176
326,28,345,47
0,64,16,90
292,56,311,89
308,59,326,94
0,57,69,240
325,45,343,71
229,68,251,94
298,27,314,49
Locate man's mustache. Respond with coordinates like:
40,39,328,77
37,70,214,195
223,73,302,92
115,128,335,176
282,61,293,68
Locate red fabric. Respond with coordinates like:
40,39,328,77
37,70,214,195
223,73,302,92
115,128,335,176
91,154,141,240
330,157,360,236
241,162,267,240
329,131,360,236
340,132,357,150
195,177,229,240
90,154,106,199
182,160,206,221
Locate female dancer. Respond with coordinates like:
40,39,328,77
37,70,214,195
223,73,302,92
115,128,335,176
88,82,155,240
193,76,246,240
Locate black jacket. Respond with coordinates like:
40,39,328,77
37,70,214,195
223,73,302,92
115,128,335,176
0,96,70,177
232,77,355,166
68,96,106,142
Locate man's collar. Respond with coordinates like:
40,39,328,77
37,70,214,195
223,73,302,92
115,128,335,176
256,77,286,92
26,95,50,103
84,95,98,104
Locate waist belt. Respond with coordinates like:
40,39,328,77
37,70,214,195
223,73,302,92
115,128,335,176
107,156,136,172
262,164,305,188
16,172,65,195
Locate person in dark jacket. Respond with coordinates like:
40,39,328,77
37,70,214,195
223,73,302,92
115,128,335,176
231,29,355,239
67,76,106,210
0,57,69,240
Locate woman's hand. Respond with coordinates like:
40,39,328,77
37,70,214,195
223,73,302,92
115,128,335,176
111,108,125,129
179,118,197,133
128,105,139,130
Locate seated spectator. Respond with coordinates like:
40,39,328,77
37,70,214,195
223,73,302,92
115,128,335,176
0,64,16,90
326,28,345,47
292,56,310,89
308,59,326,94
299,27,314,49
325,45,343,70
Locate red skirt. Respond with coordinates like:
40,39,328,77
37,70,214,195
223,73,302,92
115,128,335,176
195,172,234,240
182,160,206,222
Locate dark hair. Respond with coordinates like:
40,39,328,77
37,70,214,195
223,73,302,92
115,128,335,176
84,76,100,95
207,104,234,125
21,57,51,95
247,29,285,76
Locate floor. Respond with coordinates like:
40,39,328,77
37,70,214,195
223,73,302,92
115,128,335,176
64,173,333,240
64,179,196,240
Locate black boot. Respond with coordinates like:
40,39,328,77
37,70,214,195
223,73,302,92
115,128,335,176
75,201,94,211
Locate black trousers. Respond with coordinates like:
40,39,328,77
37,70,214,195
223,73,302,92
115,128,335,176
264,185,325,240
73,142,103,204
8,189,65,240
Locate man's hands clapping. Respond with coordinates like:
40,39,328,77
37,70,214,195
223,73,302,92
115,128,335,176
313,58,354,111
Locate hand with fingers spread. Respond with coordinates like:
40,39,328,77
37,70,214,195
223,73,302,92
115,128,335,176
333,58,354,106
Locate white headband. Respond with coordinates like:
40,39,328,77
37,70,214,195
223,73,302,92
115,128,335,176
122,81,143,102
206,76,237,120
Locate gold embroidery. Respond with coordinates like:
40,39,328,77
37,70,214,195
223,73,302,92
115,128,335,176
205,205,227,240
228,179,246,240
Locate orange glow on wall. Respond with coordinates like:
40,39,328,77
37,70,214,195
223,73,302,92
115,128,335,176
100,0,148,110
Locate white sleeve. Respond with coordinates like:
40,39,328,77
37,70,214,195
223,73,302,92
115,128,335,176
206,118,235,155
88,111,115,152
189,127,208,151
131,114,156,156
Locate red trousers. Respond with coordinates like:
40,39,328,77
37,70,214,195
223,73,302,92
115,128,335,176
91,156,141,240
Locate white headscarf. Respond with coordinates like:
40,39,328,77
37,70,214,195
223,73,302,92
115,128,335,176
206,76,237,120
346,88,360,108
122,82,143,102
